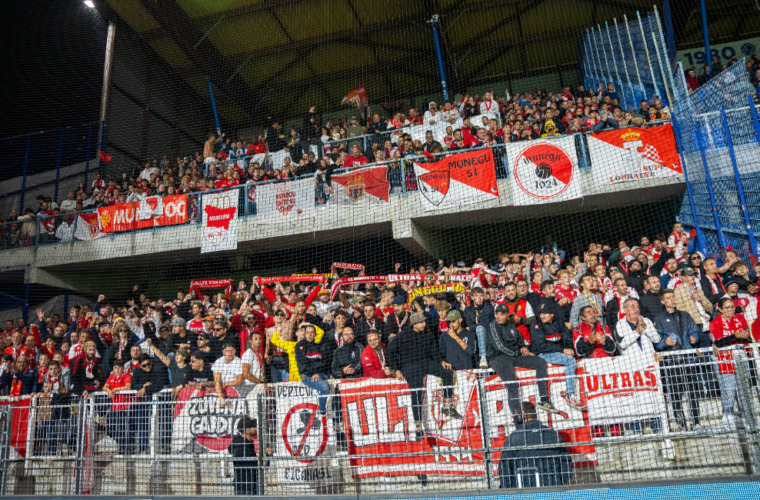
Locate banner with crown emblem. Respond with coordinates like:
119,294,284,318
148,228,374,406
588,124,683,186
257,178,315,224
329,166,390,207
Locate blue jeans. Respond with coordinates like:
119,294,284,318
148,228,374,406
537,352,576,397
302,373,330,414
269,367,289,383
475,325,487,359
718,373,739,415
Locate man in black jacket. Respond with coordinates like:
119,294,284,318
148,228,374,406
487,304,558,418
130,353,169,452
331,327,363,379
464,287,495,368
229,417,272,496
387,312,462,440
354,302,386,345
296,325,331,415
385,295,410,339
498,402,573,488
639,275,664,321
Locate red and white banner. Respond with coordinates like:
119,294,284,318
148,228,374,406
340,372,484,478
588,124,683,185
414,148,499,211
97,194,188,233
578,356,665,426
201,190,238,253
342,82,368,109
507,136,582,205
482,366,596,471
332,262,365,271
257,178,315,224
256,275,327,285
329,166,389,206
171,385,261,454
189,278,232,300
74,212,103,241
329,275,389,300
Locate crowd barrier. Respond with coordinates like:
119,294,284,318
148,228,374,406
2,344,759,496
0,119,679,253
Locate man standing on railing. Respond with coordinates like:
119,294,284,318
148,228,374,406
654,289,703,431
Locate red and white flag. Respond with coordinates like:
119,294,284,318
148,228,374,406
74,212,103,240
413,148,499,211
588,123,683,185
256,178,315,224
330,166,389,206
342,83,368,109
201,190,238,253
507,136,582,206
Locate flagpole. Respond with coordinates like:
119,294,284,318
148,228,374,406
428,14,449,102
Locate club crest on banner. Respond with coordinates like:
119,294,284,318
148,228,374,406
513,142,574,200
430,388,459,431
202,191,238,253
247,185,256,202
346,175,365,203
418,170,450,206
276,185,297,216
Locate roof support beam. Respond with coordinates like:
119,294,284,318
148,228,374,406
137,0,273,125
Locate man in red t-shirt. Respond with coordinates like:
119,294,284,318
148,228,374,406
344,144,369,169
103,360,135,454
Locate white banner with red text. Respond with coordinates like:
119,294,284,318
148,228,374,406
256,178,315,224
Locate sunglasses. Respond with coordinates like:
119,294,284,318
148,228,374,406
213,327,224,332
141,362,152,367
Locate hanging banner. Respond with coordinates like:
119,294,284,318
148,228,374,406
256,178,315,224
342,82,368,109
97,194,188,233
272,383,341,490
588,124,683,185
507,137,582,205
170,385,262,454
340,371,484,478
577,356,666,426
329,166,390,206
201,190,238,253
74,212,103,241
413,148,499,211
0,397,31,458
482,365,596,470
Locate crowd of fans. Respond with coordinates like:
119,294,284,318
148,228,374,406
1,76,679,248
683,54,760,94
2,221,759,457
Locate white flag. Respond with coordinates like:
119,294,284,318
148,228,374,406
201,190,238,253
256,178,315,224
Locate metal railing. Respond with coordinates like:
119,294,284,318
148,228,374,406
1,344,758,496
0,119,675,254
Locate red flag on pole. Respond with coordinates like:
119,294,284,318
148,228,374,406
342,83,368,109
99,151,112,163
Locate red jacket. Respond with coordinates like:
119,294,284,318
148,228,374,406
573,322,616,358
361,345,389,379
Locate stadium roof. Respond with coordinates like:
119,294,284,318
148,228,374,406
97,0,757,127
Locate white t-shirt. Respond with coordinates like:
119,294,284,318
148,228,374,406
211,356,242,383
241,349,263,385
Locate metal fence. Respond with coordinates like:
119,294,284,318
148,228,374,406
2,345,759,496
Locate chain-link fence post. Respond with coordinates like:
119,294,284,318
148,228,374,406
72,398,86,495
0,406,11,495
476,376,495,489
257,392,266,496
734,350,760,473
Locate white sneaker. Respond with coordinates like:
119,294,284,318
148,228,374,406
479,356,489,369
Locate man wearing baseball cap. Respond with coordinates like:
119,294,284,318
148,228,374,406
487,303,559,418
387,312,462,441
440,310,476,370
